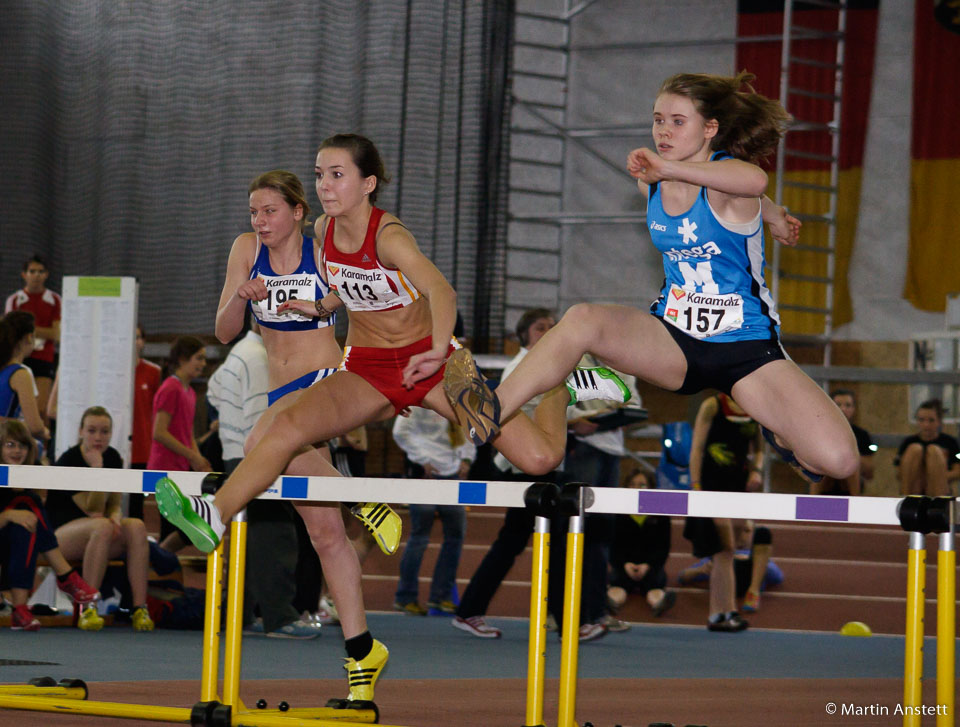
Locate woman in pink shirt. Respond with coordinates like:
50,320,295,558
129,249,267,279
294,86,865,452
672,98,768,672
148,337,211,550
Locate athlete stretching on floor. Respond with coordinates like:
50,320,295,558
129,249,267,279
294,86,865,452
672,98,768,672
445,71,859,490
156,134,627,704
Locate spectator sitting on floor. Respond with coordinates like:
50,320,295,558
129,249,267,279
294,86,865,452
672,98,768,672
606,469,677,619
678,519,783,614
811,389,875,496
0,420,99,631
896,398,960,497
48,406,153,632
391,406,473,616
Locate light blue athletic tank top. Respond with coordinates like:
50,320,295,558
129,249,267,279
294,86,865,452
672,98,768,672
248,235,334,332
646,151,780,342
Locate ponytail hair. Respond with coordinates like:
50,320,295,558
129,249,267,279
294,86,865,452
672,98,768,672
658,71,791,163
248,170,311,230
0,311,35,367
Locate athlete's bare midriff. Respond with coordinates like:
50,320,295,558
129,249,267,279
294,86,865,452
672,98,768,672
343,296,433,349
260,325,342,390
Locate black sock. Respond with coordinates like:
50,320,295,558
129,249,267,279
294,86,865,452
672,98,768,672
56,568,75,583
345,631,374,661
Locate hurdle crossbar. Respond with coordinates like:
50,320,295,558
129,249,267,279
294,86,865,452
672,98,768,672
0,465,902,526
0,465,914,727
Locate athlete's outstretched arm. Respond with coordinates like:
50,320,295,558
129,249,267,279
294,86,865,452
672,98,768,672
627,147,768,199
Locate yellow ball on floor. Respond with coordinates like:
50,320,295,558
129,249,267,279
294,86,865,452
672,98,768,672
840,621,872,637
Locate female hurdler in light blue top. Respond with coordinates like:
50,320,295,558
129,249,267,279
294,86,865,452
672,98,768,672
445,71,859,493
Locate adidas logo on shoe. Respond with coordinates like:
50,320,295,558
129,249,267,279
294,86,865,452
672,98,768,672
565,367,631,405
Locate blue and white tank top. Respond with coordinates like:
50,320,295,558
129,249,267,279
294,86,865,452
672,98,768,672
0,363,28,418
647,151,780,342
248,235,334,332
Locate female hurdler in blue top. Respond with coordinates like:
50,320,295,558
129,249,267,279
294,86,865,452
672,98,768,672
445,71,859,486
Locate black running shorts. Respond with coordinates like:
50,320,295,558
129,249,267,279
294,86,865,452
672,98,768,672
657,317,786,396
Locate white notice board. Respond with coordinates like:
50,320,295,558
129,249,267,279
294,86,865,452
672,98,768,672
56,277,138,465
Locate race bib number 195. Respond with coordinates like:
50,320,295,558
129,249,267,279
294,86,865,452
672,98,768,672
663,284,743,339
253,274,316,323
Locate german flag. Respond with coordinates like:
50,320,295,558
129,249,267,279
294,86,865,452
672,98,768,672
904,0,960,311
736,1,879,334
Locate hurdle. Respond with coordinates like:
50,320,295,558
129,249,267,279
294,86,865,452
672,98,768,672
0,463,942,727
0,470,219,724
0,466,558,726
897,496,956,727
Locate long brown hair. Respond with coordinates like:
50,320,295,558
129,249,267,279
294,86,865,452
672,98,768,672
658,71,791,163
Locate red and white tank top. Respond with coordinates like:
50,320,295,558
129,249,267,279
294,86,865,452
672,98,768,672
322,207,422,312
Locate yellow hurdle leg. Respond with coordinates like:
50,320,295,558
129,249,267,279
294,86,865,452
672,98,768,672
903,531,926,727
937,532,955,727
201,539,225,702
223,512,248,709
557,514,584,727
525,515,550,727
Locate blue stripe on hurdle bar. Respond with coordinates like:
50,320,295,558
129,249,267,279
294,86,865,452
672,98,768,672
0,465,7,487
458,481,487,505
795,496,849,522
638,489,688,515
281,477,308,499
142,471,167,493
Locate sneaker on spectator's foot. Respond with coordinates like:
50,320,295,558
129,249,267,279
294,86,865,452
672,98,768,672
393,601,428,616
11,604,40,631
742,589,760,613
602,614,631,632
760,426,823,484
545,612,558,632
154,477,224,553
443,348,502,446
132,606,154,632
652,589,677,617
78,605,104,631
244,617,265,635
315,595,340,625
451,615,502,639
57,571,99,605
350,503,402,555
267,619,320,640
426,599,457,615
577,621,608,642
707,612,749,632
344,639,388,701
566,367,631,405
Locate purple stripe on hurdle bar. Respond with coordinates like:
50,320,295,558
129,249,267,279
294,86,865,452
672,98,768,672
637,490,689,516
795,496,849,522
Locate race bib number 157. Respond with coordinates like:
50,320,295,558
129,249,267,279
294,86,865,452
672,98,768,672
663,284,743,339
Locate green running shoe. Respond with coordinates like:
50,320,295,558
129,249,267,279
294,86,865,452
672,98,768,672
154,477,224,553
